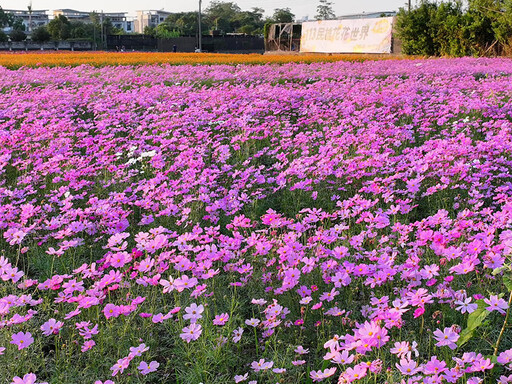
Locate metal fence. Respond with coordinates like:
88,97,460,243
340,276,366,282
108,35,264,53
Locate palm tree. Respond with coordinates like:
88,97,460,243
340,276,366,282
27,1,33,33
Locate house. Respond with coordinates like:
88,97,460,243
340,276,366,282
134,10,172,34
3,9,49,32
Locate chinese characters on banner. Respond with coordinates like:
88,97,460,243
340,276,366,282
300,17,394,54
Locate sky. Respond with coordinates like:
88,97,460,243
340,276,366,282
0,0,410,19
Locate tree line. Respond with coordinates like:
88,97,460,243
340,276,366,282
396,0,512,56
0,1,336,43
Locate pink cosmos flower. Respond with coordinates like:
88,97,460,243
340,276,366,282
497,348,512,365
174,275,198,292
433,327,459,349
129,343,149,358
81,340,95,352
342,365,367,381
234,373,248,383
183,303,204,323
232,327,243,343
310,367,336,382
213,313,229,325
294,345,309,354
11,331,33,350
110,357,130,376
10,373,47,384
245,318,260,327
395,359,421,375
251,358,273,372
103,304,121,319
455,298,478,314
40,318,64,336
138,361,159,375
180,323,202,343
484,295,509,314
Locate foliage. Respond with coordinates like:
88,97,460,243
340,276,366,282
155,23,181,39
47,15,71,40
395,2,439,56
396,0,512,56
0,30,7,43
160,1,267,36
0,6,9,28
315,0,336,20
272,8,295,23
205,1,242,33
31,26,51,43
160,12,199,36
9,29,26,42
144,26,156,37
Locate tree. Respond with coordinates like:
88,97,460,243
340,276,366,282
69,21,88,39
156,23,180,38
10,29,27,42
315,0,336,20
47,15,71,40
144,26,156,37
0,30,7,42
205,1,241,33
31,25,51,42
162,12,199,36
272,8,295,23
395,2,439,55
233,7,265,34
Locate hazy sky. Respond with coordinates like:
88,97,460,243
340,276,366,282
0,0,409,19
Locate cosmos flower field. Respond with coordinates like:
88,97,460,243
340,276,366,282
2,57,512,384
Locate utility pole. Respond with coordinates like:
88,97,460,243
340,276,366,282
198,0,202,52
408,0,411,12
100,11,104,50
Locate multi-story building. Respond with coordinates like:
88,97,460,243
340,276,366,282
134,10,172,34
53,9,134,33
3,9,49,32
53,9,91,23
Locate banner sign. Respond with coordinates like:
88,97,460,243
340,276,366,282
300,17,393,54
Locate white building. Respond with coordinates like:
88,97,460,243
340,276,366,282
53,9,91,22
135,10,172,34
53,9,134,33
105,12,134,34
3,9,49,32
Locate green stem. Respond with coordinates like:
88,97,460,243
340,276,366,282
493,290,512,356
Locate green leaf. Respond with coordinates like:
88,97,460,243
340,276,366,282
457,299,490,347
493,266,508,276
504,274,512,292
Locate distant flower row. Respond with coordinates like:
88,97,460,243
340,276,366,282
0,51,402,69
